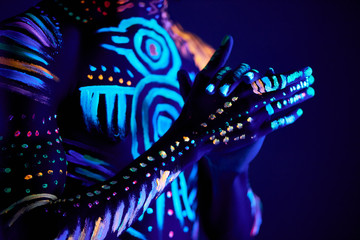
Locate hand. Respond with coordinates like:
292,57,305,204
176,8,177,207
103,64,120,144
177,35,315,171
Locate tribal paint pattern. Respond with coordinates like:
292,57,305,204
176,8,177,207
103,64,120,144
0,11,62,105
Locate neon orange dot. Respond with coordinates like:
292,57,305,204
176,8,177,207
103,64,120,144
24,175,33,180
87,74,93,80
98,74,103,80
119,78,124,84
108,76,113,82
126,81,132,86
37,172,43,177
48,170,53,175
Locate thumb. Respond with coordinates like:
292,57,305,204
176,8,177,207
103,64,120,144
177,69,192,100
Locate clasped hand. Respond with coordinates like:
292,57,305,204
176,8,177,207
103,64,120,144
177,35,315,172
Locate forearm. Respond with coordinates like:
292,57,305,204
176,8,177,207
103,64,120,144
198,159,254,240
0,113,205,239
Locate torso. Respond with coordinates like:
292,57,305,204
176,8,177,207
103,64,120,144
36,1,206,238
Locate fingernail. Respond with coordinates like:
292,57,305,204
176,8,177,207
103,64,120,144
304,66,313,77
308,75,315,85
221,35,230,46
307,87,315,96
266,104,274,116
268,67,275,74
206,84,215,93
297,108,304,117
219,84,230,96
244,72,255,83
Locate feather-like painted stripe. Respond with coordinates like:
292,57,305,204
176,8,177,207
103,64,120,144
0,57,59,81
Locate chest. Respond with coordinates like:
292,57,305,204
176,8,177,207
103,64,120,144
68,17,196,149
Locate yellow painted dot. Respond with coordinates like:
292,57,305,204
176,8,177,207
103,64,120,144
98,74,103,80
108,76,113,82
24,174,33,180
87,75,93,80
59,169,63,174
48,170,53,175
119,78,124,84
37,172,43,177
126,81,132,86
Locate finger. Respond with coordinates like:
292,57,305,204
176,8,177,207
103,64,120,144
254,75,315,107
201,35,233,78
205,66,232,95
241,69,261,84
261,108,304,135
177,69,192,99
265,67,276,76
262,87,315,117
251,66,313,95
217,63,250,97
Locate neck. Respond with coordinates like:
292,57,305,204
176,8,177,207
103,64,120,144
49,0,169,24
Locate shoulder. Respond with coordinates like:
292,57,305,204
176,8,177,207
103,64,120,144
0,7,66,105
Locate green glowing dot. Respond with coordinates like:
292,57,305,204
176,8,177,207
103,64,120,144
42,184,48,189
75,16,81,21
36,145,42,149
60,157,64,161
5,168,11,173
54,180,58,185
47,141,53,146
21,144,28,149
297,109,304,117
25,189,30,193
43,154,48,158
56,149,61,154
4,188,11,193
307,87,315,96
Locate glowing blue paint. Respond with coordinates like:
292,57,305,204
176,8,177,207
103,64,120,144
56,229,69,240
79,85,135,137
156,193,165,233
126,227,148,240
101,65,107,72
171,178,185,226
206,84,215,93
265,104,274,116
189,72,196,83
277,102,282,109
131,76,182,158
114,66,121,73
111,36,130,44
304,66,312,77
147,208,154,214
286,71,303,84
152,103,178,139
142,88,183,149
297,108,303,117
91,209,111,240
134,29,170,70
117,196,136,236
157,115,173,137
97,17,181,77
0,68,45,89
89,65,97,71
307,87,315,96
112,202,125,233
127,69,134,78
179,173,196,221
219,84,230,96
148,226,153,232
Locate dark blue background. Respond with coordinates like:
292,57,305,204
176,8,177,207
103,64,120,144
1,0,359,239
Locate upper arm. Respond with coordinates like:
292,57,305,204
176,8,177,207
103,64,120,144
0,9,69,215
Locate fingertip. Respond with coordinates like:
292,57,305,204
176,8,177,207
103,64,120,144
221,35,234,48
307,87,315,97
308,75,315,85
206,84,215,94
243,71,255,84
296,108,304,117
219,84,230,96
304,66,313,77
